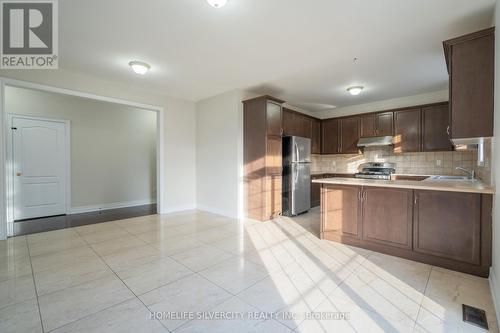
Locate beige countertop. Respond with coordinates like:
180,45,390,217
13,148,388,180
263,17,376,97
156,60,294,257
313,176,494,194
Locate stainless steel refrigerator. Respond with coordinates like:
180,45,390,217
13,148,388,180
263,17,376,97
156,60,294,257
282,136,311,216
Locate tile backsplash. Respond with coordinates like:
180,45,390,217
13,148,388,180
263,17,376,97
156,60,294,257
311,141,492,184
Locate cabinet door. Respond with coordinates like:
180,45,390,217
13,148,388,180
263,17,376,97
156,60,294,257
282,109,295,136
310,175,323,208
322,185,361,238
267,101,282,136
298,115,312,138
360,114,375,137
375,112,394,136
450,32,494,139
394,109,421,153
266,174,282,219
414,190,481,265
362,187,413,249
311,119,321,154
340,116,360,154
422,104,453,152
322,119,340,154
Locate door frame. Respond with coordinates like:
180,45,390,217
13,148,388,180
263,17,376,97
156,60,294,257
0,78,164,239
6,114,71,231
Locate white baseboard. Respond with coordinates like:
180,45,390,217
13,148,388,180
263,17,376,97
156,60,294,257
490,268,500,325
70,199,156,214
161,204,197,215
196,205,238,219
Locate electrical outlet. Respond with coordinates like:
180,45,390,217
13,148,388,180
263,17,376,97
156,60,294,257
436,159,442,167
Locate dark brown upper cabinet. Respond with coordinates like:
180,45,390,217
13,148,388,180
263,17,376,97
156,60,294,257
282,108,313,138
311,118,322,154
322,118,340,154
422,103,453,151
444,27,494,139
340,116,361,154
394,108,421,153
282,109,295,136
361,112,393,137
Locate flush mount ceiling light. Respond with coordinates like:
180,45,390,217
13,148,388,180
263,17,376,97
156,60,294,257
129,61,150,75
347,86,364,96
206,0,228,8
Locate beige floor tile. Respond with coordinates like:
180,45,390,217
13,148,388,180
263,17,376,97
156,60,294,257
151,235,205,256
415,302,498,333
0,236,29,259
245,247,296,273
90,234,148,257
101,244,162,272
211,234,271,256
27,228,80,245
0,253,32,282
170,244,234,272
134,228,183,244
361,252,431,293
74,222,123,235
199,257,269,294
328,267,423,323
193,228,237,244
0,274,37,309
0,298,42,333
296,295,415,333
175,297,290,333
79,227,130,244
425,268,493,310
51,298,167,333
30,245,97,273
33,257,112,296
117,256,194,295
38,274,135,331
28,235,87,257
139,274,232,331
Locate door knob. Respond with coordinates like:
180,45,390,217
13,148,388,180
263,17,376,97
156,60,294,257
16,172,22,176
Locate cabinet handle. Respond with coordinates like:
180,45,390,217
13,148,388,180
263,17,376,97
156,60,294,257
414,195,418,205
446,126,450,136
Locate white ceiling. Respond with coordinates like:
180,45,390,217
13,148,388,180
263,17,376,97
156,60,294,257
59,0,495,111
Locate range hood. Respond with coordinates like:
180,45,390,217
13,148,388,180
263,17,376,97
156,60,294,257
357,136,394,147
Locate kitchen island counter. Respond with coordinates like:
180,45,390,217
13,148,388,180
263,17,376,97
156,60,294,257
313,176,494,194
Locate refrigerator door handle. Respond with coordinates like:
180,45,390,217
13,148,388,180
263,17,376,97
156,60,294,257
293,164,299,184
295,142,300,162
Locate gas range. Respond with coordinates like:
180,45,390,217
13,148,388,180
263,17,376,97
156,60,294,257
354,162,396,180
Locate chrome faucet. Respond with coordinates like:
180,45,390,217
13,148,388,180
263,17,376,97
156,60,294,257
455,167,475,180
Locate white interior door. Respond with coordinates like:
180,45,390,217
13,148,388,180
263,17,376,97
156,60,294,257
12,116,68,220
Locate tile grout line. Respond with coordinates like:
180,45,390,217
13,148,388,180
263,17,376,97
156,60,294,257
75,228,171,333
412,265,433,332
25,236,46,333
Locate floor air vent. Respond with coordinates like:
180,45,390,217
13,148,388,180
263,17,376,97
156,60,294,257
463,304,489,330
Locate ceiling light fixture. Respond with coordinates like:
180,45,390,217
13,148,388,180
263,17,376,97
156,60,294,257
206,0,228,8
347,86,363,96
129,61,150,75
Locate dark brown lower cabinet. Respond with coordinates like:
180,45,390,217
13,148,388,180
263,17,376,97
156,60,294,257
320,184,492,277
413,190,481,265
362,187,413,249
321,185,361,239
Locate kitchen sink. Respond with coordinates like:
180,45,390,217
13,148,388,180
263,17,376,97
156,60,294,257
428,175,470,180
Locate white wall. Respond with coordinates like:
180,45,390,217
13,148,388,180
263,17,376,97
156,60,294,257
195,90,257,218
6,86,157,210
315,90,449,119
0,69,196,214
490,0,500,321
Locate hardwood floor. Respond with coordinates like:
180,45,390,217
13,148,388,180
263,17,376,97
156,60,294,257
13,204,157,236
